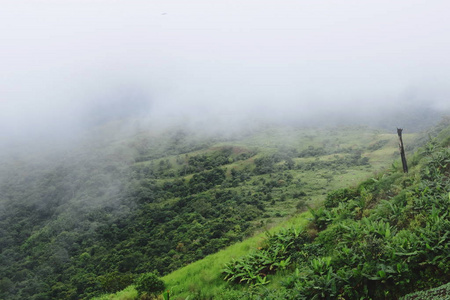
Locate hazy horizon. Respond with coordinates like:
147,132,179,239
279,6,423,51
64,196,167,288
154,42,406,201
1,0,450,145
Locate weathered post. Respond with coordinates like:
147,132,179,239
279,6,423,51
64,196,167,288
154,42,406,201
397,128,408,173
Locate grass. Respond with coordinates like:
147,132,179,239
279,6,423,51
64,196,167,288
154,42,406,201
93,286,138,300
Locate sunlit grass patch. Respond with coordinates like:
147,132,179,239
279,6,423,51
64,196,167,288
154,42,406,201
92,285,138,300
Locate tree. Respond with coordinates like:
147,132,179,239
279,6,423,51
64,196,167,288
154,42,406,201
135,273,166,298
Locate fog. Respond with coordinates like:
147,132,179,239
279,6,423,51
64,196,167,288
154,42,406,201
1,0,450,146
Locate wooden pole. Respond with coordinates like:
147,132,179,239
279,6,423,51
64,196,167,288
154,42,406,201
397,128,408,173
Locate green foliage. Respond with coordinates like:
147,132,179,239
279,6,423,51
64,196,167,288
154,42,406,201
98,272,135,293
308,206,333,230
134,273,165,298
324,188,357,209
93,285,138,300
298,145,327,158
254,156,278,174
218,135,450,300
0,124,415,299
401,281,450,300
162,289,170,300
223,228,311,285
367,139,389,151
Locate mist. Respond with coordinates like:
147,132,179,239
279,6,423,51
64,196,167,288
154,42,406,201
1,4,450,297
1,0,450,147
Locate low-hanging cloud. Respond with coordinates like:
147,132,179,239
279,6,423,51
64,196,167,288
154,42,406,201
1,0,450,146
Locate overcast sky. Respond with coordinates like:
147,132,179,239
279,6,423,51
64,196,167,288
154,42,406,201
1,0,450,142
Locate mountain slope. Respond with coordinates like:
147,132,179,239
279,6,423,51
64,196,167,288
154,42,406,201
0,123,409,300
95,118,450,300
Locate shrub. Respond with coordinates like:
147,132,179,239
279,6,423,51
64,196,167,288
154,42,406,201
222,227,310,285
98,272,134,293
135,273,165,298
324,188,357,209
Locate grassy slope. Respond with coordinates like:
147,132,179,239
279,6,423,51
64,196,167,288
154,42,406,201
160,213,312,300
93,126,417,300
129,126,405,227
219,123,450,299
94,214,312,300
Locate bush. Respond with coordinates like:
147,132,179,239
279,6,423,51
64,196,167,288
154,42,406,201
324,188,357,209
98,272,134,293
135,273,165,298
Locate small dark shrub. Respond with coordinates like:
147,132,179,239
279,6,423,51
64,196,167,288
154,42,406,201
135,273,165,298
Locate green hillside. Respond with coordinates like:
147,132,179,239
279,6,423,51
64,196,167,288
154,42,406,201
0,122,415,300
93,119,450,300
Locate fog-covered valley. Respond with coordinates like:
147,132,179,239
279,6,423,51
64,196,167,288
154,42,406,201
1,1,450,299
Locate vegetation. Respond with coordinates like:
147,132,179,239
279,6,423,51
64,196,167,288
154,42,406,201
216,138,450,299
95,118,450,299
134,273,165,298
1,121,442,300
401,282,450,300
